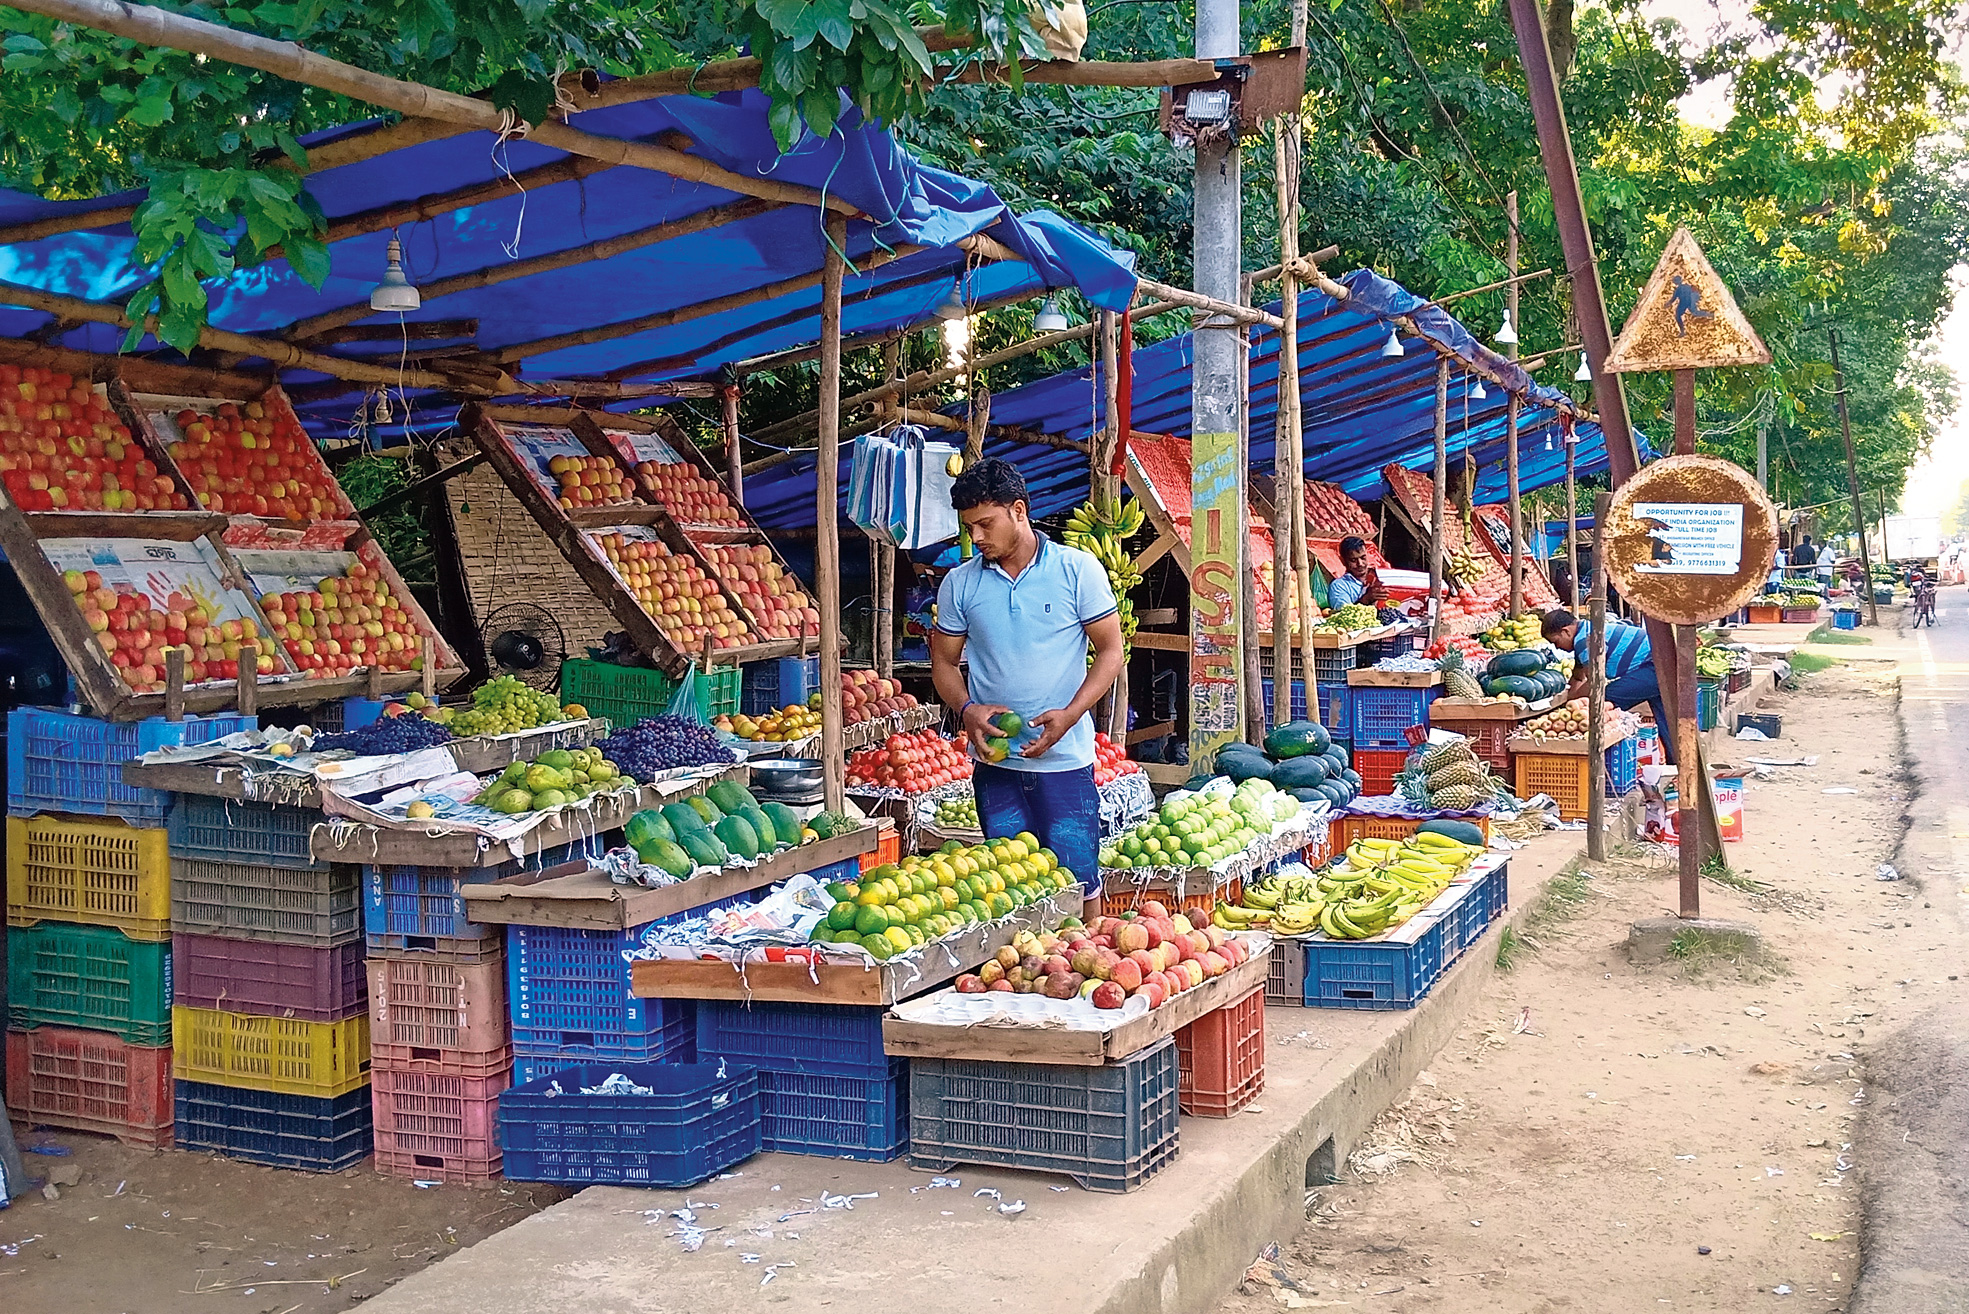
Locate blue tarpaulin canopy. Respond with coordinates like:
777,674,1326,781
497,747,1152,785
738,268,1648,532
0,89,1136,439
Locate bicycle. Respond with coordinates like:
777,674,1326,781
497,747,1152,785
1912,578,1938,627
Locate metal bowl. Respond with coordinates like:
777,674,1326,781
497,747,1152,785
748,756,826,798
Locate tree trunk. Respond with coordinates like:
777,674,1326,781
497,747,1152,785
1545,0,1578,82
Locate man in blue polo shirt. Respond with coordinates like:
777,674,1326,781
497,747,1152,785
931,459,1126,895
1541,608,1674,763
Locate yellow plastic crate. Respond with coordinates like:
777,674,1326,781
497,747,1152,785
1514,752,1592,822
172,1006,371,1098
6,814,171,941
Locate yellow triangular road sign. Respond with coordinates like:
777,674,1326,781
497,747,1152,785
1604,227,1772,372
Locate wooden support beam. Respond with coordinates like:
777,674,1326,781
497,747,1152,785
1428,358,1449,644
284,197,781,341
0,335,269,397
1134,278,1284,329
307,319,479,346
562,27,976,108
312,156,615,253
11,0,854,215
938,56,1216,87
817,215,849,811
356,451,487,517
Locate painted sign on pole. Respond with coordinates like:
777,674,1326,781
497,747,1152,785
1188,427,1244,766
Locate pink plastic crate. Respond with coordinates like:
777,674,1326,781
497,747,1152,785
173,934,367,1021
366,951,508,1056
370,1065,508,1183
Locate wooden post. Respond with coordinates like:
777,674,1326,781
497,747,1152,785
1428,358,1449,643
1586,492,1610,860
1564,427,1579,610
1671,369,1700,916
1237,282,1262,741
164,647,186,723
817,216,849,811
721,383,744,504
1285,0,1315,678
1505,190,1523,619
1829,331,1878,627
1094,311,1122,504
420,636,437,700
236,652,258,717
875,541,895,678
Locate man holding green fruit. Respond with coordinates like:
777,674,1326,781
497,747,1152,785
932,459,1125,896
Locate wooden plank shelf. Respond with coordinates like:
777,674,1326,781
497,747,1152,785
628,888,1085,1007
1505,728,1634,757
460,825,881,930
1346,668,1442,688
1428,696,1550,721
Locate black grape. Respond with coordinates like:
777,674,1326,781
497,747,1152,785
312,713,455,755
596,715,737,780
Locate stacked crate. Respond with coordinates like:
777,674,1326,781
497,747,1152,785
695,1000,908,1161
167,794,372,1170
5,708,249,1147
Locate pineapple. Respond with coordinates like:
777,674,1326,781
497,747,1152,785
1418,739,1477,773
1426,761,1489,792
1438,648,1485,700
1429,782,1485,810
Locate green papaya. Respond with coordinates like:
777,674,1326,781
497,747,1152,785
707,780,760,815
736,805,777,850
1416,819,1486,846
714,814,761,860
1269,754,1331,790
1486,649,1546,679
662,802,710,835
760,802,803,846
624,809,674,850
638,837,694,878
686,795,724,826
678,828,728,867
1262,720,1329,760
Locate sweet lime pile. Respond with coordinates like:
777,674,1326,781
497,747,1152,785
809,833,1075,960
935,796,979,828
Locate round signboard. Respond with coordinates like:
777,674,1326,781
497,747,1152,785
1605,455,1778,626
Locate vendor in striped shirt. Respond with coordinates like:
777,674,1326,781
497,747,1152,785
1540,608,1674,764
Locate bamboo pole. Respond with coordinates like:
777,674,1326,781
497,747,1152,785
1586,490,1610,860
1237,279,1264,744
1133,278,1284,329
563,26,976,108
1428,358,1449,644
1095,311,1122,504
720,382,744,504
940,56,1218,88
10,0,854,215
817,215,849,811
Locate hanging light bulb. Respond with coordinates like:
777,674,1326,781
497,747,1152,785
1032,294,1069,334
1380,327,1405,358
1470,377,1488,400
935,280,968,322
1494,311,1518,345
1544,432,1556,452
1573,352,1593,382
369,235,421,313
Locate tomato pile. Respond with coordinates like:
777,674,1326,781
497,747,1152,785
548,454,634,509
847,729,972,791
701,543,819,640
258,559,428,677
592,532,753,651
0,367,190,512
158,397,344,521
634,461,744,525
66,571,277,692
1092,731,1140,786
1423,635,1490,663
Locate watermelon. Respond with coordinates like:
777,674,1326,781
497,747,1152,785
1287,787,1327,806
1483,674,1545,700
1417,819,1486,845
1270,754,1331,791
1322,742,1351,770
1263,720,1331,759
1219,751,1274,783
1487,649,1547,679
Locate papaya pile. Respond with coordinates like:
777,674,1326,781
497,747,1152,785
622,779,806,877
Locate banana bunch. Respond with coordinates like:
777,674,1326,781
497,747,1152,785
1446,548,1486,586
1063,492,1146,654
1310,833,1483,940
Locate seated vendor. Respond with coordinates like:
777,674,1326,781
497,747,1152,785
1540,608,1674,764
1328,536,1388,609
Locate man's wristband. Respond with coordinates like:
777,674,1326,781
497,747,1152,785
959,699,975,720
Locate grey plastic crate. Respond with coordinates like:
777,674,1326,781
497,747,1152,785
168,796,327,871
906,1035,1180,1193
171,857,362,947
1265,937,1308,1006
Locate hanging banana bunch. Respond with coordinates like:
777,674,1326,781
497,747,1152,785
1064,491,1146,657
1446,460,1486,587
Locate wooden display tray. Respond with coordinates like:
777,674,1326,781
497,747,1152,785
120,718,610,805
880,941,1270,1066
1428,697,1548,720
304,766,744,867
1347,668,1442,688
1505,728,1634,757
460,825,881,930
628,888,1084,1006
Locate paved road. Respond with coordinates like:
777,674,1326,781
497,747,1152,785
1851,591,1969,1314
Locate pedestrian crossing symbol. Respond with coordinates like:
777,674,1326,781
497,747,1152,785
1604,227,1771,372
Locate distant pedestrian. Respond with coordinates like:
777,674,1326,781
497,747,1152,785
1816,541,1836,589
1791,534,1816,569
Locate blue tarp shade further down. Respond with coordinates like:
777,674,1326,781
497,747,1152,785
738,268,1650,532
0,89,1136,441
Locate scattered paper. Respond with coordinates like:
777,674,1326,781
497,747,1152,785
1822,787,1858,795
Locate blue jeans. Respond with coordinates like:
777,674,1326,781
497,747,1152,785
1606,665,1673,764
971,761,1102,897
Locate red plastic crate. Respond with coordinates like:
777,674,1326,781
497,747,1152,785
1351,748,1410,799
366,951,508,1057
173,933,367,1021
1426,717,1514,772
370,1065,508,1183
1175,984,1265,1116
5,1025,174,1147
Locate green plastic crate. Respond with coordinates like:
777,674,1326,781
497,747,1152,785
7,922,172,1045
562,658,739,728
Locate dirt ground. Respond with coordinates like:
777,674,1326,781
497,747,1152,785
1221,659,1969,1314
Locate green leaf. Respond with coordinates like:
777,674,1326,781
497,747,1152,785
157,300,205,355
182,227,236,280
2,34,48,53
283,232,331,289
160,251,208,314
275,131,309,168
515,0,552,20
485,68,556,126
1,52,46,74
767,97,805,152
121,282,161,353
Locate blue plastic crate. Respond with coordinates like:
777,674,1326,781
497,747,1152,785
741,656,821,716
1260,678,1308,723
169,795,326,871
1315,682,1352,737
174,1079,373,1172
759,1061,908,1161
907,1036,1180,1193
8,707,257,823
1436,883,1489,960
1303,918,1446,1010
364,839,601,945
696,1000,889,1079
499,1061,761,1187
1485,860,1510,921
1832,607,1860,631
1350,686,1440,748
513,1010,693,1086
1605,737,1639,797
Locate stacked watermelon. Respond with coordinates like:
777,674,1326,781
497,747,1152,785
1203,722,1361,810
1479,647,1569,701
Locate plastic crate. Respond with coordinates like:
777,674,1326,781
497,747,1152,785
1782,606,1820,623
1605,736,1639,797
508,921,689,1059
1425,717,1514,772
1486,860,1510,919
1513,752,1594,821
363,840,601,946
172,933,367,1022
1747,603,1782,624
4,1025,175,1147
1263,646,1356,685
501,1061,761,1186
759,1061,908,1160
1350,748,1410,799
1303,918,1446,1010
908,1035,1180,1193
858,826,902,873
1099,878,1240,925
1697,681,1721,731
695,999,888,1079
513,1009,692,1086
174,1079,372,1172
7,814,172,940
1435,882,1490,960
167,795,326,871
172,1005,371,1097
371,1065,508,1183
367,952,509,1057
742,655,821,715
1832,608,1860,631
7,707,257,823
561,657,740,728
1351,686,1439,748
1175,984,1265,1116
1265,937,1308,1005
7,923,172,1045
1315,682,1351,738
173,857,362,947
1259,678,1307,723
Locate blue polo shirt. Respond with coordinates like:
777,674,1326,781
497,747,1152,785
936,534,1117,772
1573,619,1653,681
